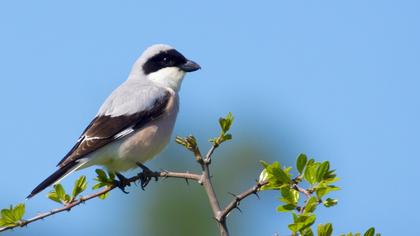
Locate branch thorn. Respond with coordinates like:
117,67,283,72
228,192,239,199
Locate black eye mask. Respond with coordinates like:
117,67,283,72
142,49,187,75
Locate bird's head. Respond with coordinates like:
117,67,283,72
132,44,200,91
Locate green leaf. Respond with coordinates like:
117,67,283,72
98,192,110,200
0,204,25,227
302,227,314,236
304,196,319,213
48,192,61,203
210,113,235,146
175,136,187,146
72,176,87,198
12,204,25,221
1,206,14,225
186,135,198,149
315,184,340,199
219,119,227,133
277,204,296,212
219,112,234,133
302,214,316,230
0,218,6,227
280,187,299,205
324,169,337,179
323,198,338,207
289,214,316,233
317,223,333,236
109,172,115,180
271,163,291,183
54,184,66,201
48,184,71,204
92,182,106,190
363,227,375,236
284,166,292,173
292,212,298,222
64,194,71,203
94,169,115,187
297,154,308,174
176,135,200,151
323,177,340,184
289,222,306,233
208,137,218,144
260,160,270,169
316,161,330,182
95,169,107,180
222,133,232,142
259,161,291,190
304,162,319,185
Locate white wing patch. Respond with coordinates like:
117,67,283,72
113,127,135,139
84,136,102,141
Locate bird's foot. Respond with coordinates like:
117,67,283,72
136,162,158,190
114,172,131,194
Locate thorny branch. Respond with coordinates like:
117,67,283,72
221,180,268,219
0,171,201,232
188,141,267,236
0,143,267,236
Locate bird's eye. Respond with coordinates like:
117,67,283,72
162,56,169,63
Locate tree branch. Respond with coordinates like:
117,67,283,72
292,183,311,198
204,143,218,163
220,180,268,219
187,142,229,236
201,162,227,235
0,186,114,232
0,170,201,232
192,142,268,236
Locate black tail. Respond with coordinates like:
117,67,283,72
27,162,78,199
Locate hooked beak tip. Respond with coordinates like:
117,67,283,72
180,60,201,72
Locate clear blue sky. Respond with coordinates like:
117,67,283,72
1,0,419,235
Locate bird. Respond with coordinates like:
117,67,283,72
27,44,201,199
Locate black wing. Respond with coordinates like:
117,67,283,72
57,91,171,167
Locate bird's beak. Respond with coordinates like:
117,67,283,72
179,60,201,72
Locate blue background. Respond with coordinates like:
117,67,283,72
1,0,419,235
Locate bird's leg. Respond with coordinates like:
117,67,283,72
114,172,131,194
136,162,158,190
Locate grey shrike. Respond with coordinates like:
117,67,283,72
27,44,201,198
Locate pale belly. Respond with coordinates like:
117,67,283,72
80,92,179,173
81,113,177,172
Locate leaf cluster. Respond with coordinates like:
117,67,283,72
0,204,25,227
209,112,234,146
48,176,87,204
176,113,234,161
92,169,115,200
260,154,379,236
339,227,380,236
175,135,200,156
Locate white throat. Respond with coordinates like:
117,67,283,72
147,67,186,92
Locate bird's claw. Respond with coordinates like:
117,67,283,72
114,172,131,194
136,162,158,190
